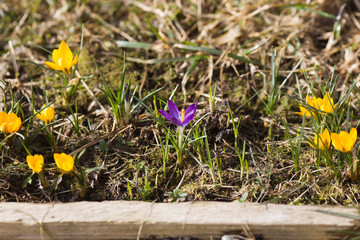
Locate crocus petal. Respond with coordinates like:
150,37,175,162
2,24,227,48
296,105,312,117
158,109,173,122
124,84,130,102
171,117,183,127
180,116,192,126
45,61,63,71
312,128,330,150
333,103,338,110
314,128,330,150
350,128,357,140
318,92,336,114
63,61,72,74
167,99,181,121
7,117,21,133
26,155,44,173
0,111,7,132
331,133,343,152
52,49,61,63
36,105,55,124
71,54,79,67
178,101,197,126
54,153,74,173
296,96,316,117
59,40,73,63
181,109,197,126
184,101,198,118
306,96,315,106
0,112,21,133
45,41,77,75
331,128,357,153
46,106,55,123
349,128,358,151
5,113,21,133
321,128,331,149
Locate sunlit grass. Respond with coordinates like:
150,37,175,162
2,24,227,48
1,0,360,205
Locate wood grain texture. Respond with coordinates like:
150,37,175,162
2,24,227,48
0,201,358,240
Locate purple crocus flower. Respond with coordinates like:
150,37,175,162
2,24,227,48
124,84,130,102
123,84,131,124
159,99,198,127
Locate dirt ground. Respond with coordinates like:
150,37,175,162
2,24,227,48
1,0,360,205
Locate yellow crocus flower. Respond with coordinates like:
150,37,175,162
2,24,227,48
54,153,74,173
296,96,317,117
0,112,7,132
314,92,337,114
308,128,331,150
26,155,44,173
35,104,55,124
296,92,337,117
45,40,79,75
331,128,357,153
0,112,22,134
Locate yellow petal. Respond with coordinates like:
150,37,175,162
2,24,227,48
58,40,73,64
310,128,331,150
331,129,357,153
305,96,313,104
296,105,313,117
350,128,357,140
45,61,63,71
45,41,77,75
0,111,7,132
45,106,55,123
71,54,79,67
296,96,318,117
321,128,331,149
331,133,345,152
54,153,74,173
308,138,317,149
52,49,61,64
324,92,334,105
320,92,336,113
5,113,21,133
26,155,44,173
348,128,358,151
36,105,55,124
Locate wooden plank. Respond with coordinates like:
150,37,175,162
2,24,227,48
0,201,358,240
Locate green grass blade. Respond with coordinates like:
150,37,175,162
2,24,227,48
174,43,262,66
126,55,208,64
288,4,336,19
115,40,153,49
145,18,167,43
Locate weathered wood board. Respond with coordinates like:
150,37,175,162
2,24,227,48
0,201,358,240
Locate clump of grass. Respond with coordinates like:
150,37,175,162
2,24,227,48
289,68,359,181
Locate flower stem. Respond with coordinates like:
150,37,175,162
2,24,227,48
177,126,184,167
20,139,31,155
67,73,71,86
38,172,50,189
124,100,130,124
73,167,87,199
350,153,358,181
44,126,59,153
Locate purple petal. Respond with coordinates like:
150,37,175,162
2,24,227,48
181,101,198,126
181,115,193,126
184,101,198,117
158,109,172,122
171,117,183,127
167,99,181,121
124,84,130,102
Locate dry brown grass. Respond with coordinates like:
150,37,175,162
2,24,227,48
1,0,360,205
